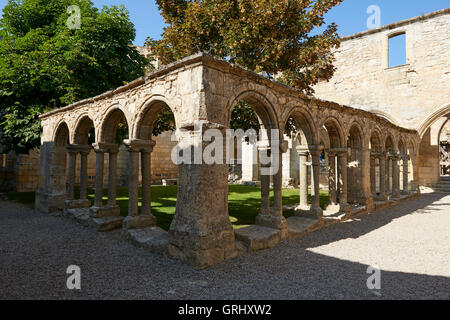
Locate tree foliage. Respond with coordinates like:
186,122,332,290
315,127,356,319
0,0,150,153
146,0,342,94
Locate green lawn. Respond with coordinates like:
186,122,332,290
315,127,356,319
5,185,329,231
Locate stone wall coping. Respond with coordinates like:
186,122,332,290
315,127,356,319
39,52,418,135
341,8,450,42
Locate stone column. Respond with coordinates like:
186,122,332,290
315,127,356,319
402,155,410,194
336,148,349,213
123,139,156,230
328,152,337,205
66,147,77,201
392,154,401,199
370,154,376,195
256,139,288,234
386,156,392,196
309,145,323,218
378,153,388,201
141,142,156,216
107,147,119,207
296,146,310,212
258,142,271,216
64,145,92,212
79,149,89,201
168,121,235,269
92,144,106,208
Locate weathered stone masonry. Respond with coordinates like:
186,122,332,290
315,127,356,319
36,53,419,269
313,8,450,187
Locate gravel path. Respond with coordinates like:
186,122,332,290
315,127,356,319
0,193,449,300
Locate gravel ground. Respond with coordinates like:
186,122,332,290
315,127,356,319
0,193,449,300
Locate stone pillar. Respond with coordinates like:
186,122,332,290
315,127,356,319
328,152,337,205
258,142,271,216
107,147,119,207
386,156,392,196
90,143,121,217
378,153,388,201
64,144,92,211
309,145,323,218
79,149,89,201
392,154,401,199
141,146,153,216
370,154,376,195
168,121,235,269
255,139,288,234
336,148,349,213
66,147,77,201
123,139,156,230
296,146,310,212
92,144,106,208
402,155,409,194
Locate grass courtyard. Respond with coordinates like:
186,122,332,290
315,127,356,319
5,185,329,231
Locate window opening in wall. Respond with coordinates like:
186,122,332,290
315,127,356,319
388,33,406,68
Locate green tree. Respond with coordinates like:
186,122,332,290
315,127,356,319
0,0,150,153
147,0,342,94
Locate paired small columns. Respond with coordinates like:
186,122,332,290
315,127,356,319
91,142,120,211
122,139,157,229
65,144,92,208
295,145,325,218
370,152,404,200
255,139,288,232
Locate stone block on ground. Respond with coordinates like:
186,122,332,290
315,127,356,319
234,225,282,252
127,227,169,255
286,216,318,238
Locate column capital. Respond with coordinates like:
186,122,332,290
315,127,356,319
67,144,92,155
388,153,400,160
330,147,348,155
92,142,118,154
401,154,410,161
123,139,156,153
295,145,310,156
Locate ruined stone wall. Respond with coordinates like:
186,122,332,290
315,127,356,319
313,9,450,185
313,9,450,131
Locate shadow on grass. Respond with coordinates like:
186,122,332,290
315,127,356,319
5,185,329,231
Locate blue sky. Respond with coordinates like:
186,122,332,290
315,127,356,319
0,0,448,50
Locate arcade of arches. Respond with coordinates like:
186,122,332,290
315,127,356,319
36,53,420,269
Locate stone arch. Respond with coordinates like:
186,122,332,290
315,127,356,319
286,106,319,146
418,103,450,138
73,114,95,145
53,121,70,146
385,134,395,153
100,106,130,143
322,116,345,148
347,122,364,204
226,90,280,132
370,128,384,152
133,96,178,140
368,110,400,126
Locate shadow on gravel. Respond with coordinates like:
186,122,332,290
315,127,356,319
298,193,449,248
0,194,449,300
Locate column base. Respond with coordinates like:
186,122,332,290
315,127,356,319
294,204,311,216
90,205,121,218
35,190,65,213
123,214,157,230
255,214,288,234
339,203,351,214
65,199,91,212
310,206,323,219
